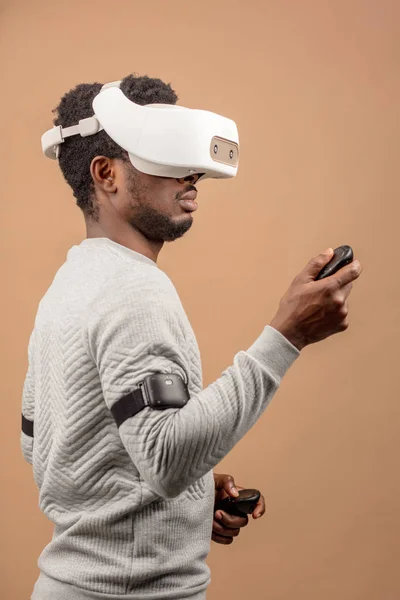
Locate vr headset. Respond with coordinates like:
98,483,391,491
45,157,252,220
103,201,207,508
41,80,239,182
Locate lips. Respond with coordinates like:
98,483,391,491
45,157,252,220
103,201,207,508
178,189,198,212
179,190,197,201
178,198,198,212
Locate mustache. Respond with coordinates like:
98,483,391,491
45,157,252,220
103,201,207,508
176,185,197,200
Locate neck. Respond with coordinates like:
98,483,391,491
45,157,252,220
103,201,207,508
85,220,163,264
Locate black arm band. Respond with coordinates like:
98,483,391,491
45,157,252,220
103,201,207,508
110,388,145,428
21,375,189,434
110,373,190,428
20,394,142,437
22,414,34,437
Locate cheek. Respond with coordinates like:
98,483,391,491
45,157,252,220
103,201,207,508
124,169,151,202
151,183,178,208
127,172,180,209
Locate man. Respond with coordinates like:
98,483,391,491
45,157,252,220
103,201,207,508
21,73,362,600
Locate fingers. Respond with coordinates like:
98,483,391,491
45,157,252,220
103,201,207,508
214,510,249,529
212,532,234,545
212,510,248,544
212,495,264,545
212,519,241,539
252,494,266,519
213,473,239,498
300,248,334,281
336,316,350,333
317,261,360,324
341,282,353,300
330,259,362,288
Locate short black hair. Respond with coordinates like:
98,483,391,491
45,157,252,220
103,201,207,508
52,74,178,220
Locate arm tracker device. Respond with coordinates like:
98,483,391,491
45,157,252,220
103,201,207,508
23,373,190,436
110,373,190,428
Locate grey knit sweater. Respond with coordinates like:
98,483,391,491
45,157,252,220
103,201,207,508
21,237,299,600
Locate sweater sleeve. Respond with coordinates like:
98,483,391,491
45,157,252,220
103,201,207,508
85,277,300,499
20,330,35,465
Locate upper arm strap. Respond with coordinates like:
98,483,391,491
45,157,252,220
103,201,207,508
21,414,34,437
110,387,146,428
21,388,146,437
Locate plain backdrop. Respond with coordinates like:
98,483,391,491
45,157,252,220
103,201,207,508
1,1,400,599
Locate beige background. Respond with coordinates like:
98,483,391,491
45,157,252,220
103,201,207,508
1,0,399,598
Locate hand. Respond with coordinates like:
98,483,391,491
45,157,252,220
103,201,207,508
212,473,266,545
270,248,363,350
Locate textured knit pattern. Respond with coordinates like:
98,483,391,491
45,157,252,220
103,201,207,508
20,237,300,600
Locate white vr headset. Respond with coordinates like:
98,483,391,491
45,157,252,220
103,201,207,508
41,80,239,181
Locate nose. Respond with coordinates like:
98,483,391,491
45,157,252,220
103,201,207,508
176,174,201,185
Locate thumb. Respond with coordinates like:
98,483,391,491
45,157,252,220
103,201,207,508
300,248,334,281
214,474,239,498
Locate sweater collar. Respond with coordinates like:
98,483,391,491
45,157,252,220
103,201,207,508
79,237,158,267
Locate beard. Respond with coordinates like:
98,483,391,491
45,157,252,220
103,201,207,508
125,167,194,243
129,203,193,242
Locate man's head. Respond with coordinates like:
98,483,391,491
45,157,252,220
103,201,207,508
53,74,200,245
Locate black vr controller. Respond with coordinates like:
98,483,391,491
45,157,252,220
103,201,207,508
316,245,354,280
214,489,261,517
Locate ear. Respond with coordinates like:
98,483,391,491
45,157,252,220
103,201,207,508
90,156,117,194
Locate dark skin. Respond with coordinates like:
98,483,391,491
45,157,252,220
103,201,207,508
87,155,266,544
87,155,200,262
212,474,266,545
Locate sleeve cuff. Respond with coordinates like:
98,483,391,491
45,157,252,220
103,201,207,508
245,325,300,381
